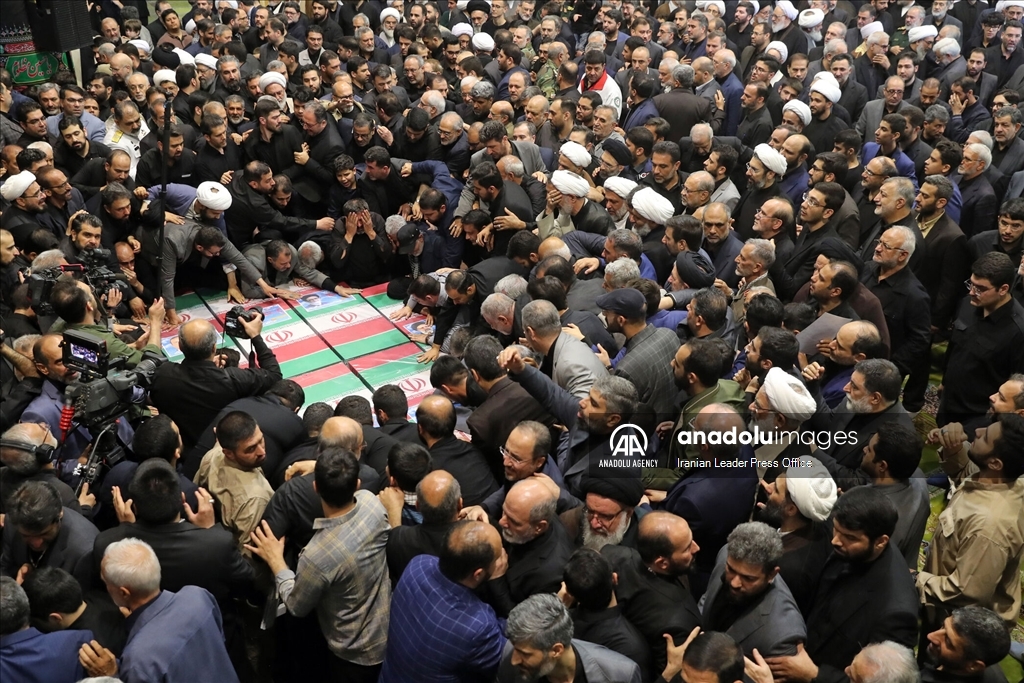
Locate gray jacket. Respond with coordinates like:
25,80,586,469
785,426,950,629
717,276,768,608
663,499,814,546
241,242,333,299
700,545,807,658
496,639,641,683
160,219,262,310
550,331,608,400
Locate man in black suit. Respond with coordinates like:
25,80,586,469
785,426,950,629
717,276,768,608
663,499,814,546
914,176,971,331
181,380,307,481
332,395,399,478
90,460,252,602
292,101,346,214
385,470,461,582
601,511,703,677
765,487,919,683
810,359,916,491
415,395,499,508
372,384,419,443
484,477,573,617
462,335,558,481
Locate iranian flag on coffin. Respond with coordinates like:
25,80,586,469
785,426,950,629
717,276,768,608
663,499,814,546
361,282,405,318
160,293,223,362
309,302,410,360
292,363,373,413
348,343,434,412
235,320,341,376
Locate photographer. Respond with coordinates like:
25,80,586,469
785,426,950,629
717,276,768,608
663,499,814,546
149,315,282,450
21,335,135,465
59,211,148,321
48,279,165,369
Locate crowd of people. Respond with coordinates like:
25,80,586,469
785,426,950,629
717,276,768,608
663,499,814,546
1,0,1024,682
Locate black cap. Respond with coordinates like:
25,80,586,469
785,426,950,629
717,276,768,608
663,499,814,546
396,223,422,255
595,287,647,319
601,138,632,167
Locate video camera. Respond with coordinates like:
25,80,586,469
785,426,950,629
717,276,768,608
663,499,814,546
27,250,128,316
223,305,264,338
61,330,166,492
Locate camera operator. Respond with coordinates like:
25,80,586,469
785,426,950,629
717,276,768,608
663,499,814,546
59,213,148,321
240,239,358,300
0,423,85,515
20,335,135,469
149,316,282,450
48,280,165,369
154,223,292,326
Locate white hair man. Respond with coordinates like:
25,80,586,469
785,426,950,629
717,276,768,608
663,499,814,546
78,539,237,680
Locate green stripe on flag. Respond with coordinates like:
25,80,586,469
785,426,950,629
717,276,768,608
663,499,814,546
333,328,409,360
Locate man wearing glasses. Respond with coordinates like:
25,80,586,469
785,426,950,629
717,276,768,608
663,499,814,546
0,171,48,249
939,250,1024,430
860,223,932,411
35,167,85,241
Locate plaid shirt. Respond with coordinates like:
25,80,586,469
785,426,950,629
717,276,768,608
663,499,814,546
613,324,680,424
274,490,391,665
379,555,505,683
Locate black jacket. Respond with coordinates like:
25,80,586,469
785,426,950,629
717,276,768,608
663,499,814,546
571,605,652,682
486,521,574,617
804,546,920,683
182,394,306,481
90,521,254,604
242,123,306,179
293,121,346,205
860,262,932,375
601,544,702,677
1,507,96,586
426,435,501,508
224,173,316,247
379,418,419,443
135,147,197,188
360,425,400,478
149,337,283,450
385,520,457,584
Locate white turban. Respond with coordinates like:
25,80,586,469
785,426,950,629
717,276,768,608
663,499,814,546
173,48,194,66
129,39,151,54
783,100,812,126
811,76,842,103
185,19,196,34
0,171,36,202
603,176,638,199
754,143,787,176
997,1,1024,11
153,69,177,86
776,0,798,21
558,141,592,169
799,8,824,28
630,187,675,225
196,181,233,211
380,7,401,23
766,41,788,64
195,53,218,70
551,170,590,197
934,37,960,56
784,457,838,523
705,1,725,15
749,1,760,14
907,25,937,43
259,71,287,92
762,367,817,423
472,33,495,51
860,21,884,39
451,23,474,38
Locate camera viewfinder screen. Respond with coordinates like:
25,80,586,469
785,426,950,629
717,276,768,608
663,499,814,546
69,343,99,366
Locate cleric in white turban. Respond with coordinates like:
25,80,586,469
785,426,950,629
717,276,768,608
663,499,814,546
776,0,798,22
810,75,842,104
195,181,233,215
602,177,638,200
258,71,287,94
153,70,177,88
629,186,675,226
451,23,473,38
907,24,938,44
0,170,38,203
783,100,812,128
762,367,817,423
753,144,787,177
550,170,590,198
557,141,592,172
782,457,838,522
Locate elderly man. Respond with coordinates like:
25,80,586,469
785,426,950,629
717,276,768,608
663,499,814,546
537,170,616,239
102,100,149,178
241,238,352,300
519,299,608,400
628,185,676,283
734,144,787,239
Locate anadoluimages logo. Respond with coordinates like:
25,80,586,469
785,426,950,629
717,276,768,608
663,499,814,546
609,424,649,458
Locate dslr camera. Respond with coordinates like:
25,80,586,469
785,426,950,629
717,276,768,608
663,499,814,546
223,305,264,338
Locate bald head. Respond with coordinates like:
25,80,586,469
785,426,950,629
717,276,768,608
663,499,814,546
538,236,571,260
694,403,746,433
110,53,134,73
637,511,698,575
491,101,514,122
416,395,457,440
319,416,364,453
179,319,218,360
441,520,503,585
